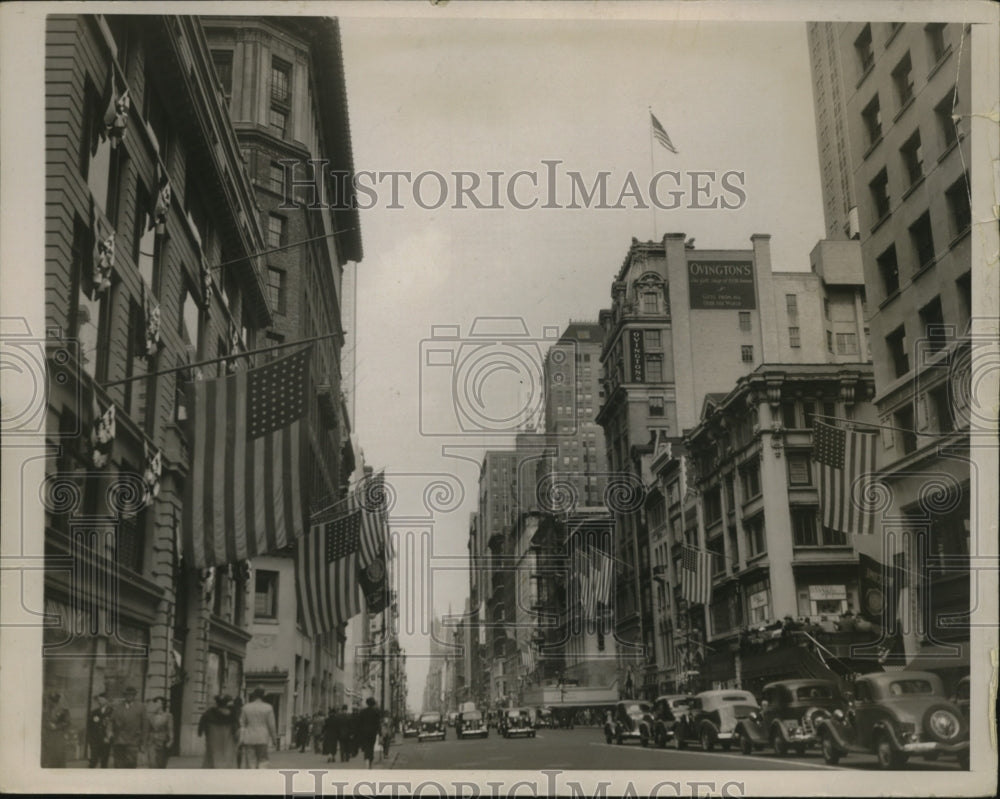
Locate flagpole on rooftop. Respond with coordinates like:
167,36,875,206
648,106,657,240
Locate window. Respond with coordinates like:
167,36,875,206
212,50,233,96
877,244,900,297
855,24,874,75
946,176,971,239
740,345,753,363
909,212,936,269
645,355,662,382
862,95,882,147
869,168,890,220
271,57,291,103
642,292,659,314
267,214,286,248
740,463,761,500
782,401,797,429
792,508,818,546
134,182,161,295
823,298,831,321
144,70,171,159
919,296,946,352
785,294,798,316
894,404,918,454
788,454,812,486
836,332,858,355
707,536,725,575
928,384,954,434
926,23,948,63
736,311,751,332
886,325,909,377
802,402,816,429
900,130,924,186
956,271,971,319
644,329,661,350
826,331,834,353
745,515,766,558
649,396,664,417
892,52,914,108
788,327,801,348
269,161,285,193
70,216,108,380
704,487,722,526
269,106,288,136
180,283,201,353
267,267,286,313
936,89,958,149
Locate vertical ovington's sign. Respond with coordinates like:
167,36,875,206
629,329,645,382
688,261,756,309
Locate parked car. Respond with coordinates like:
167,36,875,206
735,679,847,756
951,676,970,721
534,707,555,729
603,700,652,745
447,711,459,728
674,690,760,752
457,709,489,739
402,718,419,738
417,711,446,742
814,671,969,769
499,708,536,738
639,695,691,748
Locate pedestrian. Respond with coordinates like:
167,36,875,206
240,687,277,768
336,705,352,762
311,711,325,753
349,707,360,758
379,713,393,762
147,697,173,768
109,686,150,768
296,714,310,752
198,694,238,768
41,691,71,768
86,692,113,768
323,707,340,763
232,697,245,768
356,697,381,769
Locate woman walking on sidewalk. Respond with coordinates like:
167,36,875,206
198,695,238,769
147,697,174,768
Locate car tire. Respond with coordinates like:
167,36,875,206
772,730,788,757
675,726,687,750
957,750,969,770
876,733,906,769
921,704,966,744
654,728,667,749
700,728,715,753
721,741,732,752
739,732,753,756
820,731,840,765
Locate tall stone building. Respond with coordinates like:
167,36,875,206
810,20,973,688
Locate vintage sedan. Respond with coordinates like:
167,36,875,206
457,709,489,739
735,679,847,756
814,671,969,769
402,718,419,738
603,700,653,745
951,676,970,721
638,695,691,748
417,711,447,742
500,708,536,738
674,690,760,752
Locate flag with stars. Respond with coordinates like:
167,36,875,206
650,111,679,154
183,346,312,568
812,421,878,535
680,545,712,606
295,509,364,636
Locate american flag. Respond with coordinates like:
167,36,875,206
182,346,311,569
520,647,536,673
295,509,363,636
352,472,390,613
650,111,679,154
573,544,593,617
813,421,878,535
589,548,613,617
680,545,712,606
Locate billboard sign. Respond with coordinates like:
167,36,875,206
688,261,756,309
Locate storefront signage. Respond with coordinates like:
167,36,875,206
809,584,847,600
629,329,645,382
688,261,756,309
748,590,769,609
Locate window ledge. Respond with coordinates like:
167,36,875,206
893,95,915,123
856,63,875,88
926,46,953,81
937,139,960,164
878,288,901,310
885,25,904,48
862,135,883,160
901,175,925,201
870,210,892,234
912,258,938,282
949,226,971,250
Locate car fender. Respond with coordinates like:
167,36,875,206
699,719,720,739
736,718,767,745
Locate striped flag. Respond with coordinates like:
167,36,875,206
520,647,535,673
589,548,613,616
812,421,878,535
680,545,712,606
295,509,364,636
573,545,593,617
356,471,389,568
650,111,679,154
182,346,311,569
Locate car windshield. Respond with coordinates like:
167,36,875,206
721,695,753,702
888,680,934,696
625,703,650,714
420,714,440,722
464,712,482,721
796,686,833,700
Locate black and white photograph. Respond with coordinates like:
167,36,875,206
1,1,997,795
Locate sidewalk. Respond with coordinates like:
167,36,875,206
166,748,398,770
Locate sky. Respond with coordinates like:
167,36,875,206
339,14,826,710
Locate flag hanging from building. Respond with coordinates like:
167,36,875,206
650,111,679,154
354,472,390,613
295,508,364,636
573,544,593,617
589,547,613,616
182,345,312,569
680,545,712,606
812,421,878,535
520,646,536,673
